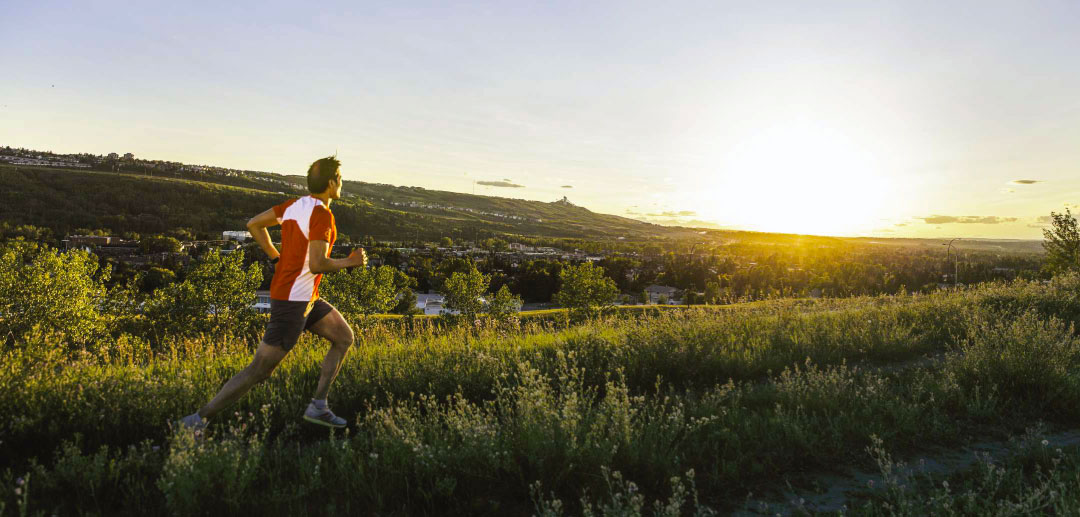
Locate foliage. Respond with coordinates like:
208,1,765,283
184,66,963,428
10,277,1080,514
553,262,618,319
440,266,489,321
392,288,422,315
486,284,523,322
139,235,182,254
141,267,177,292
142,249,262,343
320,265,415,320
0,242,111,347
1043,208,1080,275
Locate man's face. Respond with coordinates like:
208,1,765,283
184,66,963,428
330,174,343,199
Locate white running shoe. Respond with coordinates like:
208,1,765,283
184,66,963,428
303,402,347,428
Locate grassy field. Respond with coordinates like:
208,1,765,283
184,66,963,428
5,276,1080,515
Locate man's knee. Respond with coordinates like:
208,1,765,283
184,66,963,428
334,329,354,350
253,366,276,383
248,360,279,383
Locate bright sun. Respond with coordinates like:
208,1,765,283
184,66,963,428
698,121,892,236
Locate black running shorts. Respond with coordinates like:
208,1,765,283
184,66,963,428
263,298,335,352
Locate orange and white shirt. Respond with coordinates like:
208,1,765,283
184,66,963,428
269,196,337,302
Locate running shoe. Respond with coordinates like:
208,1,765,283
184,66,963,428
303,402,347,428
177,413,209,435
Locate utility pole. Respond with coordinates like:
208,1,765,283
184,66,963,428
943,238,961,288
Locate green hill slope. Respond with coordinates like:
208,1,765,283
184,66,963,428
0,164,698,242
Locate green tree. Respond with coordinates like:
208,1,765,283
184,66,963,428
143,249,262,343
392,288,422,316
440,266,488,321
1043,209,1080,275
140,235,182,254
640,288,650,305
142,267,177,292
0,243,110,347
486,284,522,322
704,281,721,305
657,294,669,305
320,265,414,320
554,262,618,319
440,236,454,248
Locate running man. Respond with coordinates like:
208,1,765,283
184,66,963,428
179,155,365,431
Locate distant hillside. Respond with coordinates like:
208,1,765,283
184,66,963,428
0,164,704,243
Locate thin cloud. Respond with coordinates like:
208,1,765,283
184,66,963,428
919,215,1019,225
477,180,524,188
1037,215,1052,223
561,185,573,189
503,178,513,182
645,210,697,217
1011,179,1041,185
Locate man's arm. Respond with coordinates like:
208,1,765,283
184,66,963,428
308,241,367,274
246,208,281,260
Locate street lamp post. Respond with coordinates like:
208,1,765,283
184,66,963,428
943,238,961,288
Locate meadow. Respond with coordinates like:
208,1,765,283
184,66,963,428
6,275,1080,515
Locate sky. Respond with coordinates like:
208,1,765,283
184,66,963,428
2,1,1079,239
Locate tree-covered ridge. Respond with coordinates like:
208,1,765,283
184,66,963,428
0,164,694,243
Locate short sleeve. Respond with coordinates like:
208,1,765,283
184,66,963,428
272,198,297,221
310,206,334,242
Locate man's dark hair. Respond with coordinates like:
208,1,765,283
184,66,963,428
307,155,341,194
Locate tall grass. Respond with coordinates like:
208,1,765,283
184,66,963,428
5,275,1080,514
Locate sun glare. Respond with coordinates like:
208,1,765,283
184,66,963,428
699,122,892,236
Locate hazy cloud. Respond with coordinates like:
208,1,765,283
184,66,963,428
503,178,513,182
645,210,697,217
477,180,524,188
919,215,1019,225
561,185,573,189
1027,216,1053,229
1011,179,1041,185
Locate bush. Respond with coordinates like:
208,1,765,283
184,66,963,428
321,265,414,322
0,242,110,348
142,249,262,344
553,262,618,319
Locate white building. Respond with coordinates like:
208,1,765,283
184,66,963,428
223,230,252,242
645,285,679,304
252,290,272,314
416,293,450,316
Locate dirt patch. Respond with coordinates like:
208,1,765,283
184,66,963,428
734,428,1080,515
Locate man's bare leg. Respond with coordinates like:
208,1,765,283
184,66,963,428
307,308,355,401
197,341,289,419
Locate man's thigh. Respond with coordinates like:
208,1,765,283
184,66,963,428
306,302,353,345
250,340,290,372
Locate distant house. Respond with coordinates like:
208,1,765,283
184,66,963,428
416,294,448,316
223,230,252,242
252,290,271,314
645,285,679,304
66,235,113,249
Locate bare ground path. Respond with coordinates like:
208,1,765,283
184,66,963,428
735,425,1080,515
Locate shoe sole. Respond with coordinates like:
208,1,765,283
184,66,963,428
303,415,346,428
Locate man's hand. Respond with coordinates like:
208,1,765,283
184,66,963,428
348,248,367,268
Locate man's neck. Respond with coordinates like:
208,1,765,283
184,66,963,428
311,192,332,208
